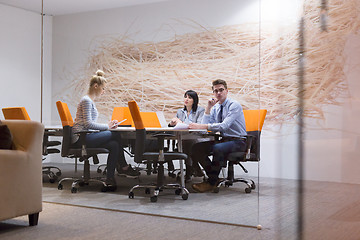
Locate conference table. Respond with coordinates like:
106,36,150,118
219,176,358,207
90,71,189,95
112,126,209,196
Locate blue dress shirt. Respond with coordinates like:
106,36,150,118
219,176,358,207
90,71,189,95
201,98,246,137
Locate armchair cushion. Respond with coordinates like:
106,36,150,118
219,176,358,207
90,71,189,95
0,124,13,150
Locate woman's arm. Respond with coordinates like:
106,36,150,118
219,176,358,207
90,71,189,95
78,97,108,131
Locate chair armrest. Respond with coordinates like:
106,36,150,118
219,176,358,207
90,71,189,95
207,131,222,141
73,130,100,157
73,129,100,135
243,135,254,160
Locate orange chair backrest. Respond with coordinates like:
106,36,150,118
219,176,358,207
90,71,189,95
2,107,31,120
111,107,133,126
243,109,267,132
120,104,162,128
56,101,74,127
128,101,145,130
140,112,161,128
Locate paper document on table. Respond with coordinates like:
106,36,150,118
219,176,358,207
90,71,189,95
173,122,189,130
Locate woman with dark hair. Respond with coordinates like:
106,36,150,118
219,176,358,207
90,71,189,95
169,90,204,126
169,90,205,181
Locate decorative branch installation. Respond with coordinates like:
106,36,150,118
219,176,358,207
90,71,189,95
64,0,359,126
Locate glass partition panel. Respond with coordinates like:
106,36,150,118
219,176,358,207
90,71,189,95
301,0,360,239
43,0,302,235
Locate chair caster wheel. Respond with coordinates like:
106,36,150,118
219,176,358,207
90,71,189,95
49,178,56,183
97,169,102,173
181,194,188,200
48,172,57,183
175,189,181,195
57,184,63,190
213,187,220,193
129,192,134,199
150,196,157,202
71,187,78,193
251,182,256,190
145,188,151,194
56,171,62,177
245,187,251,194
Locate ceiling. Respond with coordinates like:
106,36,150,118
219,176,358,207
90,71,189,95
0,0,172,16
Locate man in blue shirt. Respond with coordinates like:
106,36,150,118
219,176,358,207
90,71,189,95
189,79,247,193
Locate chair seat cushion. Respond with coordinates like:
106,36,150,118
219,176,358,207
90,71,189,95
0,124,13,150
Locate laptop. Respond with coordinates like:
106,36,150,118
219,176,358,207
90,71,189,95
156,111,168,128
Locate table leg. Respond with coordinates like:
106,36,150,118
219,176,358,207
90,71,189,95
176,133,185,190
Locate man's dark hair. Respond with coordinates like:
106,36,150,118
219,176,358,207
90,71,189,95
212,79,227,90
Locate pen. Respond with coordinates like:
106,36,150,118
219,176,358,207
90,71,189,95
117,119,127,125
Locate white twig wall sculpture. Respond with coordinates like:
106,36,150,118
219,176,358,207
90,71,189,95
63,0,359,126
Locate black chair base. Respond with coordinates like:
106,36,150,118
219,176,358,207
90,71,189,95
128,163,189,202
57,159,107,193
215,162,256,194
58,177,107,193
96,164,107,175
216,177,256,193
129,183,189,202
42,166,62,183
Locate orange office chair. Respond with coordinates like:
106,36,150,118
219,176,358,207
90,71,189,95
110,107,162,128
2,107,62,183
96,106,135,175
215,109,267,193
2,107,31,120
127,100,189,202
139,112,162,128
56,101,109,193
139,111,175,176
106,107,171,177
111,106,133,127
56,101,74,127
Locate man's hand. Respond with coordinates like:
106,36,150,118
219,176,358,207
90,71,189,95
205,98,218,114
188,123,208,129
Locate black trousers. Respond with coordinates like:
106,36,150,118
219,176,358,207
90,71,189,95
191,139,245,185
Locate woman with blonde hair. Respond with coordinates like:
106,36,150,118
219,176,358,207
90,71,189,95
72,70,139,191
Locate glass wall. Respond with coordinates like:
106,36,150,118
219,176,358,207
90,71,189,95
45,0,266,228
2,0,358,237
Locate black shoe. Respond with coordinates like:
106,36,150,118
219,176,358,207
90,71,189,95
117,164,140,177
102,179,117,192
